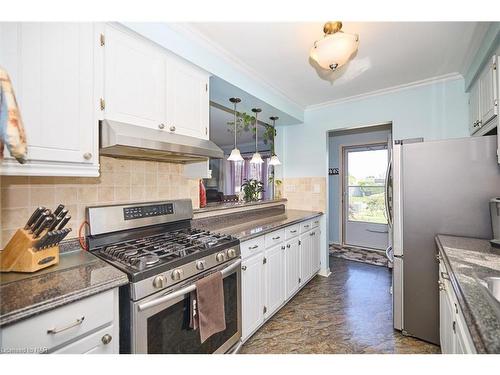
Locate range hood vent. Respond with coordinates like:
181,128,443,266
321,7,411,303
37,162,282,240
99,120,223,164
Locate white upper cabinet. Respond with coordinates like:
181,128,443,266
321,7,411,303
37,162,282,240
166,57,209,139
479,55,498,126
469,55,498,136
103,24,166,130
103,24,210,139
0,23,100,176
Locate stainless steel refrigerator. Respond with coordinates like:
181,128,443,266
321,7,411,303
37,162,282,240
389,135,500,345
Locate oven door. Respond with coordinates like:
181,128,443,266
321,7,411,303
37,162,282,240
131,259,241,354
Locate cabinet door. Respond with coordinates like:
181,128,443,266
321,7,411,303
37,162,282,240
0,23,98,169
264,244,286,318
241,253,264,341
166,57,209,139
479,56,498,126
299,232,312,283
285,238,300,299
104,24,166,130
469,81,481,135
310,229,321,274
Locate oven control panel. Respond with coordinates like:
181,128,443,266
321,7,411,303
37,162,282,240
123,203,174,220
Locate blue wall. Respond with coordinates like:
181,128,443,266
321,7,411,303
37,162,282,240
279,77,469,178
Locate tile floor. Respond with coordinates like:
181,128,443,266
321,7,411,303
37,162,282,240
240,256,440,354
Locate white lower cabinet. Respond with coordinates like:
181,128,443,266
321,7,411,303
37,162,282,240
264,244,286,319
438,255,476,354
1,288,120,354
241,252,265,341
241,217,322,342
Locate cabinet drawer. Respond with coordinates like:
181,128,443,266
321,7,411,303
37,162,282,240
53,324,117,354
300,220,313,233
285,224,300,240
241,236,266,260
1,290,114,353
265,229,285,248
311,217,321,228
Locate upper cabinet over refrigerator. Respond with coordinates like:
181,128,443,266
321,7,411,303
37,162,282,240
102,24,210,140
0,23,100,176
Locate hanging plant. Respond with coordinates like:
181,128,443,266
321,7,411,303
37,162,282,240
227,112,277,154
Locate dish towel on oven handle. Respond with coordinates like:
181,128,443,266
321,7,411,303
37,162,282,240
0,66,27,164
189,271,226,343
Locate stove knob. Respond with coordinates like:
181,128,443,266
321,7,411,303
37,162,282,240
153,275,167,289
196,260,206,270
227,249,237,258
171,269,184,281
216,252,226,262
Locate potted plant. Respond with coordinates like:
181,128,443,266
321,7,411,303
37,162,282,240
241,179,265,202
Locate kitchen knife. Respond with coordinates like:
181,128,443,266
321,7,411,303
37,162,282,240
53,204,65,217
30,210,50,233
56,228,72,245
24,206,45,230
34,231,51,250
48,214,64,231
57,215,71,230
33,216,52,238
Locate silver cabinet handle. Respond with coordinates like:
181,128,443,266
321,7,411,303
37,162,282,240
101,334,112,345
241,266,247,271
169,125,176,132
248,245,259,250
272,236,281,240
309,231,315,236
158,123,165,130
286,244,291,249
290,230,297,233
303,225,310,228
83,152,92,160
47,316,85,334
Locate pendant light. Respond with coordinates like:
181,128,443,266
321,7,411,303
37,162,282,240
250,108,264,164
268,116,281,166
227,97,243,162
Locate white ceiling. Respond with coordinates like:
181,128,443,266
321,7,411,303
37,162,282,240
190,22,487,107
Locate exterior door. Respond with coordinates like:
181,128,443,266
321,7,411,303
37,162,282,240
343,144,389,250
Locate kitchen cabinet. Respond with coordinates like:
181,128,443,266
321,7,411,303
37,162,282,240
1,288,120,354
241,252,265,341
240,217,322,342
103,24,210,140
285,237,300,299
438,254,476,354
264,244,286,319
0,22,100,176
469,55,498,136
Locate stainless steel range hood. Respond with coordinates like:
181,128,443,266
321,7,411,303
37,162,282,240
99,120,223,163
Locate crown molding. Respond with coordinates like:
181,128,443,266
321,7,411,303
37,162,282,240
305,72,464,112
168,23,306,113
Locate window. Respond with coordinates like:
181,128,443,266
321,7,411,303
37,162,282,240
346,147,388,224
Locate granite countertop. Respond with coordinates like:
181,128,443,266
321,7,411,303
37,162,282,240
435,235,500,353
195,209,323,241
194,198,287,214
0,249,128,327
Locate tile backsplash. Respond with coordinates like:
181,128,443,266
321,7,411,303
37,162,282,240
0,156,200,248
282,177,326,213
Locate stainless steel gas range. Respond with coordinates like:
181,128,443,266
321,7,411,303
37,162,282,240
86,199,242,354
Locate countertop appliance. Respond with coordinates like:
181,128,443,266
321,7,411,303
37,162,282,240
86,199,241,354
390,135,500,344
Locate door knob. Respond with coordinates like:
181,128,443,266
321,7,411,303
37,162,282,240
101,334,112,345
83,152,92,160
158,123,165,130
169,125,176,132
241,266,247,271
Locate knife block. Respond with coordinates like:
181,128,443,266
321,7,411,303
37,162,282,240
0,228,59,273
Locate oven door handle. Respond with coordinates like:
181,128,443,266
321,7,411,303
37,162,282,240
137,259,242,312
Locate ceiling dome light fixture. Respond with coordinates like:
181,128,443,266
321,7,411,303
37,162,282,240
310,21,359,71
268,116,281,166
227,97,244,162
250,108,264,164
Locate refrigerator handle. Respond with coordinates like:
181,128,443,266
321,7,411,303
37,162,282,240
384,153,393,227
